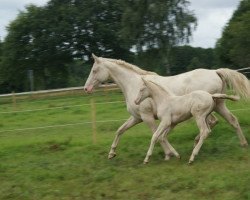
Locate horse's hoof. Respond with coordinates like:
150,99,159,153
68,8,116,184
188,160,193,165
177,155,181,160
108,153,116,159
240,142,248,148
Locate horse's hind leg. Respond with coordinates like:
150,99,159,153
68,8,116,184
215,100,248,147
108,116,142,159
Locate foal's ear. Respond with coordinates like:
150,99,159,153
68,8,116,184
141,77,147,84
92,53,100,63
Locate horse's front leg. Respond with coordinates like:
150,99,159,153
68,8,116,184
108,116,142,159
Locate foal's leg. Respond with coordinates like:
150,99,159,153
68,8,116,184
194,114,218,146
108,116,142,159
141,114,176,160
161,128,180,159
208,113,218,129
189,118,210,164
215,100,248,147
144,122,170,164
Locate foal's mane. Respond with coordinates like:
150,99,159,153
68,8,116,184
103,58,157,75
144,78,174,96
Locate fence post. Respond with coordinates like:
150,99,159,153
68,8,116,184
90,98,97,144
103,85,109,102
12,91,16,109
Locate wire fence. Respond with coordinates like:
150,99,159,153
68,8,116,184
0,119,129,134
0,67,249,136
0,97,249,134
0,100,126,114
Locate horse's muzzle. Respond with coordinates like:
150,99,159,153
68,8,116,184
84,85,93,93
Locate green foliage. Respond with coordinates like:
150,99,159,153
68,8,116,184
0,92,249,199
134,45,216,75
216,0,250,69
170,46,215,74
0,0,196,93
120,0,197,50
67,61,92,87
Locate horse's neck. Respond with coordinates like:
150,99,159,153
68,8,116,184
148,82,172,106
104,62,141,100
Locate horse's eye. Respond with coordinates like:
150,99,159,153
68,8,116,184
93,69,97,73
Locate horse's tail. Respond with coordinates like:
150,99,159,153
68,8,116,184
216,68,250,99
212,94,240,101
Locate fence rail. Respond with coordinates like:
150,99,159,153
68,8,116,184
0,83,118,98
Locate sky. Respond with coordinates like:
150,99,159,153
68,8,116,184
0,0,241,48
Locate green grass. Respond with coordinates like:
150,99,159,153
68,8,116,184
0,91,249,200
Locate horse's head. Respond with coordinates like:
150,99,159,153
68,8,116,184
84,54,110,93
135,77,150,105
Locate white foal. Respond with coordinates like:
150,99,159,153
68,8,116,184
135,77,239,164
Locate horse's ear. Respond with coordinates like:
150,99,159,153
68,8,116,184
92,53,100,63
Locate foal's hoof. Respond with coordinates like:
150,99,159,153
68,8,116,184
108,153,116,159
164,155,170,161
188,160,193,165
143,160,149,165
177,155,181,160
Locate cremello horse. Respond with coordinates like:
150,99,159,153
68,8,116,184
84,54,250,160
135,77,239,164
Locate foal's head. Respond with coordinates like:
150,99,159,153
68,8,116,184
84,54,110,93
135,78,151,105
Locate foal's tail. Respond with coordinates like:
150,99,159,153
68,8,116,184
212,94,240,101
216,68,250,99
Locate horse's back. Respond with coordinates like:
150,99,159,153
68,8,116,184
145,69,223,95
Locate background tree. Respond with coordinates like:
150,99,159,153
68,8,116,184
216,0,250,69
121,0,197,74
0,0,197,93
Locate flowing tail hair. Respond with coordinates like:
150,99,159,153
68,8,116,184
216,68,250,99
212,94,240,101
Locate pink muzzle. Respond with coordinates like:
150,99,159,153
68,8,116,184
84,85,94,93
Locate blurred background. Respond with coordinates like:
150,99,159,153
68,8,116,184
0,0,249,93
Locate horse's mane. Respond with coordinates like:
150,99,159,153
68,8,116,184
103,58,157,75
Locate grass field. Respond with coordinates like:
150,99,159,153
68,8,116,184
0,90,249,200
